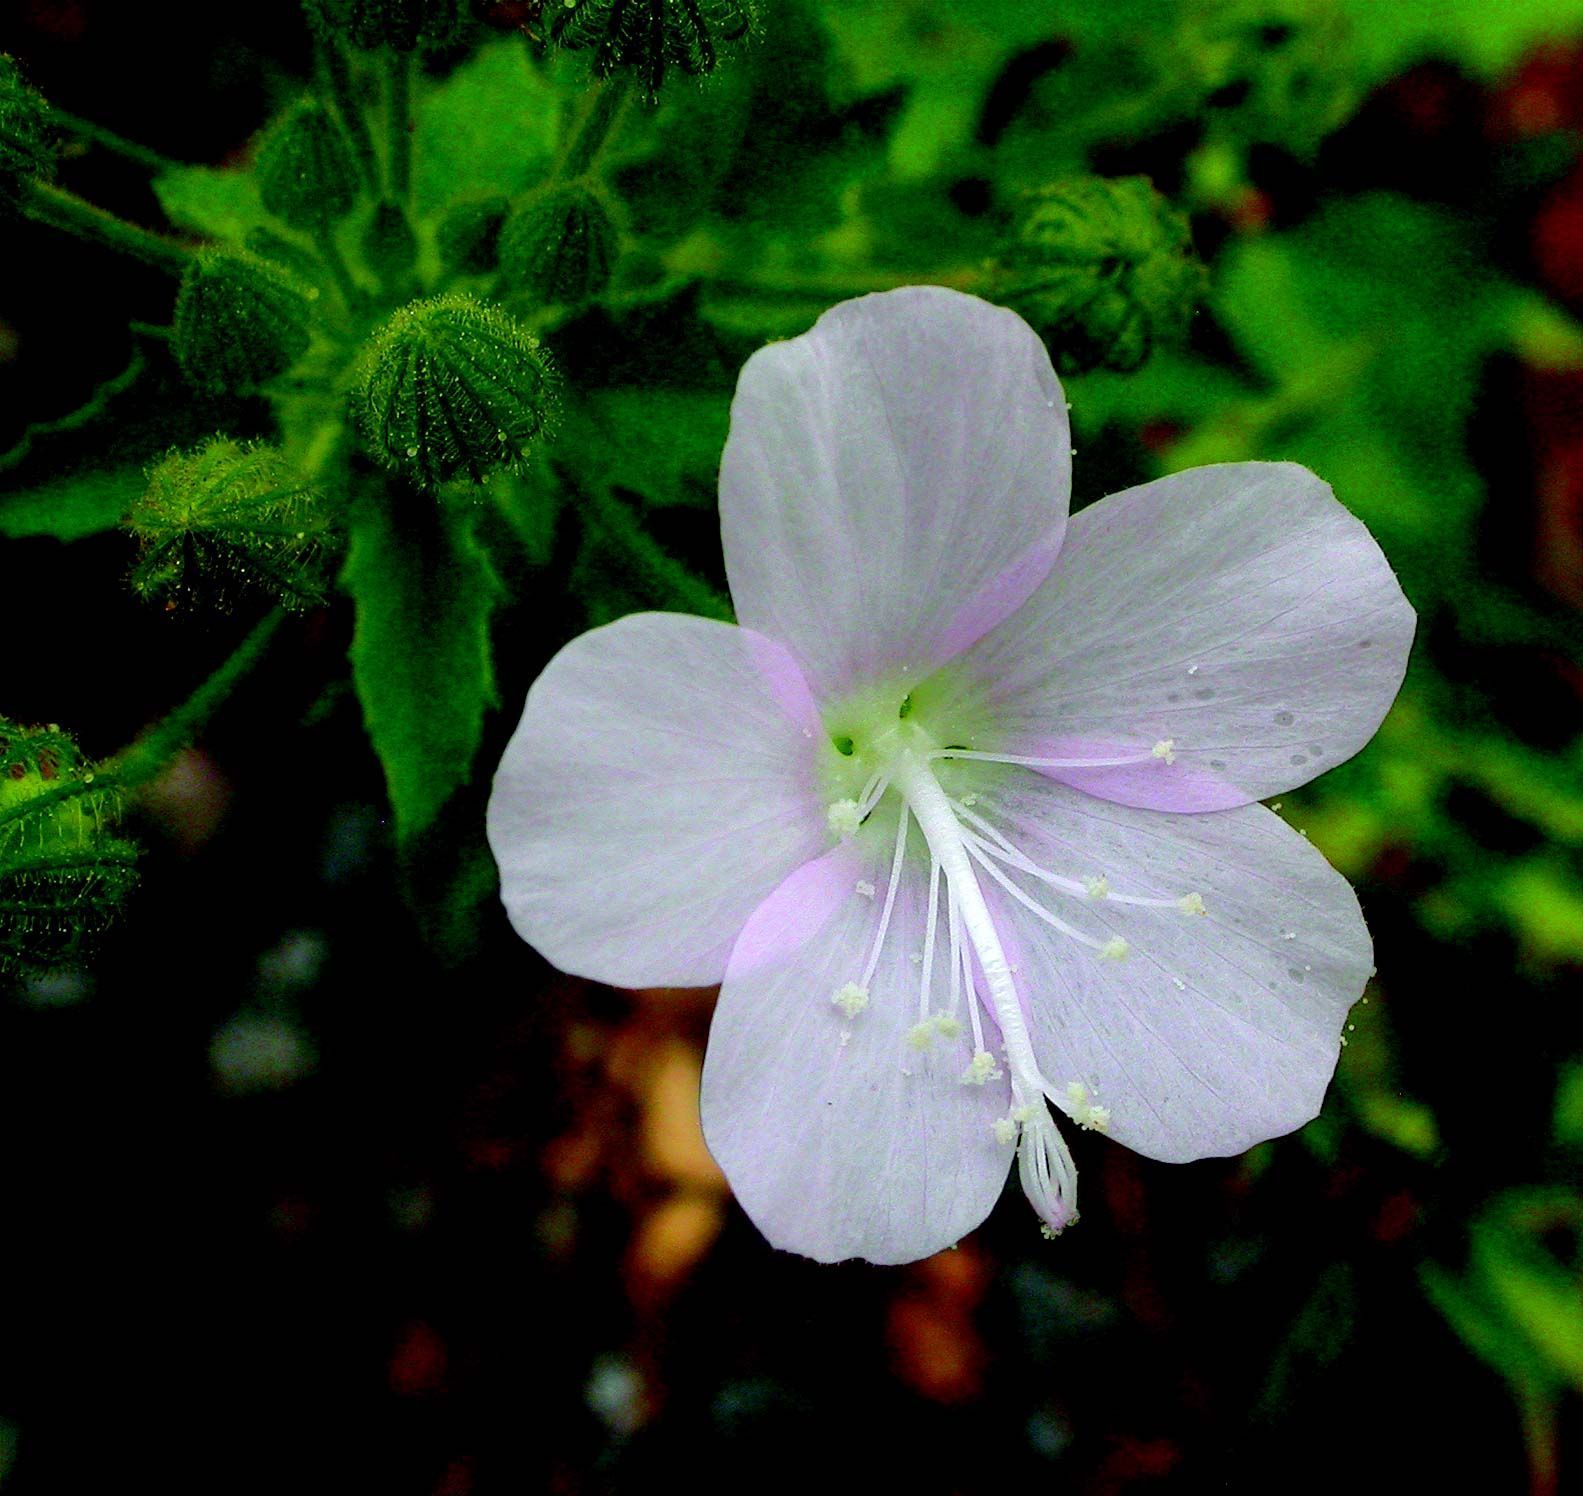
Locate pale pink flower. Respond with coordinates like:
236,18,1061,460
487,287,1414,1264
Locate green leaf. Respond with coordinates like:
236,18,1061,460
343,498,503,845
153,163,271,245
1472,1190,1583,1394
413,38,560,215
0,463,146,540
562,389,728,509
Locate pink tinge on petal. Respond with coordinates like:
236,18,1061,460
726,845,864,979
927,538,1064,675
743,628,824,737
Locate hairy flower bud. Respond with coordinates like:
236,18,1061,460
257,98,361,230
550,0,754,98
0,53,55,214
991,176,1207,375
351,292,557,488
308,0,464,52
0,720,137,977
127,439,331,612
174,249,314,395
435,194,510,276
498,183,617,307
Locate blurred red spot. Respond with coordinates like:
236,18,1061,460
432,1458,474,1496
1373,1188,1421,1244
389,1320,447,1398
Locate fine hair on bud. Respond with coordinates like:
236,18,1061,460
0,720,138,978
991,175,1207,375
351,292,558,489
174,249,315,395
498,183,618,308
550,0,755,99
127,439,333,613
0,53,56,214
257,97,362,230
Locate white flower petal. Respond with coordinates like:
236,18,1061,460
701,841,1014,1264
971,772,1370,1162
939,462,1414,809
720,286,1071,702
487,614,827,988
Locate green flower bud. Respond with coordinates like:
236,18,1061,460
498,183,617,307
0,720,137,978
991,176,1207,375
362,198,419,278
1167,0,1356,158
352,292,557,488
127,439,331,612
435,194,510,277
307,0,464,52
550,0,754,99
257,98,361,230
0,53,56,214
174,249,314,395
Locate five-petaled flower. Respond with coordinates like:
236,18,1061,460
487,287,1415,1265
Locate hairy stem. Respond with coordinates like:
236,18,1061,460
21,181,191,276
558,74,631,182
313,227,365,311
316,34,380,190
386,50,413,201
49,108,187,173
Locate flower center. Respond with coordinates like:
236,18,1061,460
818,684,1205,1240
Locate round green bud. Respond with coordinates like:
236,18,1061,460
992,176,1207,375
1167,0,1356,158
351,292,558,488
0,720,137,978
362,198,419,278
257,98,361,230
307,0,464,52
550,0,754,99
0,53,56,214
435,194,510,277
498,183,617,307
127,439,331,612
174,249,314,395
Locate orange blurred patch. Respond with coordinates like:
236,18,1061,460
640,1039,726,1192
627,1193,723,1308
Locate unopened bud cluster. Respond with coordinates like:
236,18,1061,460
992,176,1207,374
175,249,315,394
128,439,331,612
498,183,617,307
550,0,754,99
0,721,138,976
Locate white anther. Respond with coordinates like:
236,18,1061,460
1178,892,1206,916
1152,739,1177,765
1084,1106,1111,1133
1187,664,1199,675
993,1117,1018,1145
1083,875,1110,899
960,792,978,807
1065,1081,1090,1110
1172,976,1186,990
855,879,876,899
905,1021,935,1051
827,799,863,837
831,982,869,1018
1012,1104,1036,1124
961,1050,1003,1086
1097,937,1129,961
932,1014,961,1039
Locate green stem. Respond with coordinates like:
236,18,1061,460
557,74,631,182
21,180,191,276
50,108,188,174
386,51,413,202
316,34,380,190
313,226,365,312
574,472,731,621
0,609,288,838
0,346,147,475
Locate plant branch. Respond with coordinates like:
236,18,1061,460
21,181,192,276
50,107,188,174
386,50,413,201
